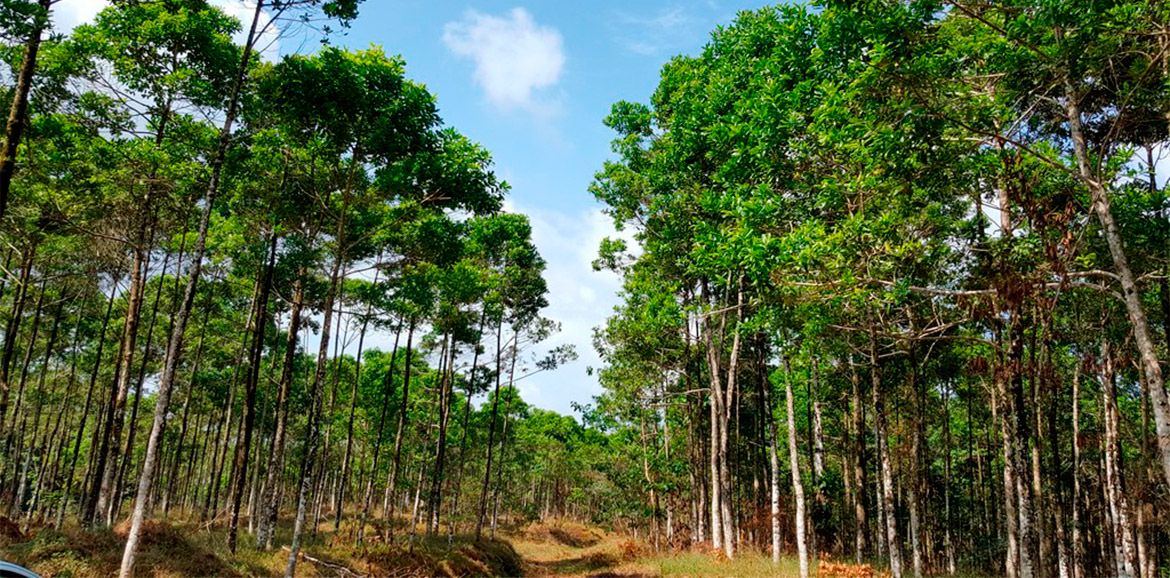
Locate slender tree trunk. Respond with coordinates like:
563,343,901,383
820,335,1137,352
0,0,51,220
285,217,348,577
0,244,36,436
336,264,378,534
717,284,741,559
94,237,151,526
850,358,869,562
1064,83,1170,490
783,356,807,576
14,291,60,520
385,320,416,531
118,2,265,572
1100,341,1137,578
356,322,401,546
228,233,277,552
113,245,172,522
447,311,486,538
908,353,924,578
765,371,781,564
5,275,45,493
871,331,902,578
38,306,83,525
60,279,118,528
993,379,1019,578
700,289,726,556
162,307,209,517
1070,362,1083,578
427,332,456,535
489,376,518,538
475,322,506,540
638,414,660,551
257,278,304,550
943,383,956,575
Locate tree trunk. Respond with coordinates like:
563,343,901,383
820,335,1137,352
476,322,506,540
385,320,416,532
0,244,36,436
1064,82,1170,490
113,245,172,522
59,279,118,528
162,306,210,517
908,352,924,578
1070,361,1083,578
871,331,902,578
94,235,151,527
257,278,304,549
4,275,46,494
447,311,487,538
943,384,956,575
1100,341,1137,578
427,332,456,535
851,358,869,562
355,321,401,546
118,2,265,573
285,212,349,576
995,383,1019,578
766,373,781,564
0,0,51,220
782,356,808,578
227,232,277,552
335,263,378,534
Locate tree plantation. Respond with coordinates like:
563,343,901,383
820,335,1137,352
0,0,1169,577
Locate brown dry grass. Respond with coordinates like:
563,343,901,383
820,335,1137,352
0,518,244,578
0,514,813,578
0,515,525,578
510,522,655,578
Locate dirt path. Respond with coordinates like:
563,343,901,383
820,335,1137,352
509,525,656,578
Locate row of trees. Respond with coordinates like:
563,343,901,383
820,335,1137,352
589,2,1170,578
0,1,602,577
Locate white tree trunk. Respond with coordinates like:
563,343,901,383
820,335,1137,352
1064,82,1170,490
1101,343,1137,578
784,363,809,578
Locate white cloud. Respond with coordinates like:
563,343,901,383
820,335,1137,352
442,8,565,115
611,6,699,57
499,200,638,415
51,0,105,32
52,0,282,62
301,202,635,417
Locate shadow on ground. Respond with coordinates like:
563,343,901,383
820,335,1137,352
520,539,656,578
0,519,242,578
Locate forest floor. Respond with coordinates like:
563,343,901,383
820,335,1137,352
0,515,811,577
511,520,805,577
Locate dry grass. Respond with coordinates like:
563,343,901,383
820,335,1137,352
0,519,247,578
0,514,816,578
649,550,803,578
510,522,655,578
509,524,810,578
522,520,603,549
0,515,524,578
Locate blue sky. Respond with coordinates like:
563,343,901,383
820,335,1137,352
54,0,766,416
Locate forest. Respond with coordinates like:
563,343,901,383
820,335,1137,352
0,0,1169,577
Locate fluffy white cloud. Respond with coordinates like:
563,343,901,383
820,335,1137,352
442,8,565,114
51,0,105,32
51,0,281,61
295,202,634,417
501,200,638,415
